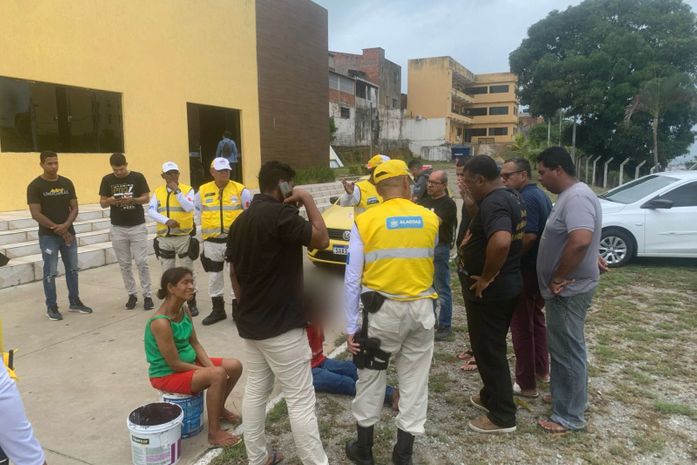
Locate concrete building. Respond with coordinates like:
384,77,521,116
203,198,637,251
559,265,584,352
328,67,379,147
330,48,404,148
406,56,518,159
0,0,327,212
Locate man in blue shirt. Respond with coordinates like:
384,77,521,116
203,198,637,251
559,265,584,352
501,158,553,399
215,131,240,179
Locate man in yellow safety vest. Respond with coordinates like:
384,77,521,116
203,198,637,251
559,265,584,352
339,154,390,216
147,161,199,315
344,159,439,465
195,158,251,325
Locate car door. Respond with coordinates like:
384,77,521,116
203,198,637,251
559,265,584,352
643,181,697,255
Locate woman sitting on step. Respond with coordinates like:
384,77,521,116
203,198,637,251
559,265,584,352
144,266,242,447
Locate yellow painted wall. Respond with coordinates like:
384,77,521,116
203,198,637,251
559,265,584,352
407,58,452,118
0,0,260,212
470,73,518,142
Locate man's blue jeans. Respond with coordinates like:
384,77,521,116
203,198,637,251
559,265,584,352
39,234,79,308
434,244,453,329
545,290,595,430
312,358,393,404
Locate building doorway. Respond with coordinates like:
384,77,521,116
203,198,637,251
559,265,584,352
186,103,241,189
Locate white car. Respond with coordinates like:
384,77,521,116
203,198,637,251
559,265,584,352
599,171,697,266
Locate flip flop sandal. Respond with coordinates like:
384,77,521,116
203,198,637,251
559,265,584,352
458,360,478,372
537,418,569,434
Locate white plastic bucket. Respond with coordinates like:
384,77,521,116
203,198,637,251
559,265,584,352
161,392,204,438
127,402,183,465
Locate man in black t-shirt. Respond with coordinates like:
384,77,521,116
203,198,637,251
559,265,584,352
27,151,92,321
459,155,526,434
418,170,457,340
99,153,153,310
225,161,329,465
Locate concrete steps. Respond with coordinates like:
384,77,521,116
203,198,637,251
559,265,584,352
0,181,344,289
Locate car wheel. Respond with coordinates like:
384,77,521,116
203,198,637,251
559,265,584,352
599,229,635,267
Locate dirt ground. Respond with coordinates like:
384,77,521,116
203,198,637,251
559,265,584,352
212,257,697,465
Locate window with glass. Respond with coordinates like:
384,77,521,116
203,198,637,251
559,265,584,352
0,76,124,153
489,127,509,136
600,175,678,204
465,86,488,95
489,85,510,93
659,181,697,207
489,106,509,115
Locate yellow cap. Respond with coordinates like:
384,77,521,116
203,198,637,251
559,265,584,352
366,154,390,169
373,159,411,183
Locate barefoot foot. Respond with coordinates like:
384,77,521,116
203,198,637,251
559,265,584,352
208,430,242,447
220,409,241,424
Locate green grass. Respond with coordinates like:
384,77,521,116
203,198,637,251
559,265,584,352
654,401,697,419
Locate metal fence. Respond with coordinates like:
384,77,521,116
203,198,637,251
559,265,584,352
574,155,664,191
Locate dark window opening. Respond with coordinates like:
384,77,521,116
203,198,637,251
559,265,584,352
489,85,509,93
464,128,487,142
355,81,367,99
465,86,488,95
340,107,350,119
489,106,509,115
0,75,124,153
465,107,487,117
489,127,509,136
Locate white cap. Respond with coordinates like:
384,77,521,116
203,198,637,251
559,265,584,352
211,157,231,171
161,161,179,173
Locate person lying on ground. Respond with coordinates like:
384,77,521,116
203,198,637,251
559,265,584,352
144,267,243,447
307,323,399,410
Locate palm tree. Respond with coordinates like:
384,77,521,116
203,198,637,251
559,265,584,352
624,73,697,167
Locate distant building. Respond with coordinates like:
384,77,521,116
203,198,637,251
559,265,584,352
331,48,402,112
328,66,379,146
406,56,518,159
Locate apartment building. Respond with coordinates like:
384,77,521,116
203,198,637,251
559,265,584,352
406,56,518,155
328,65,379,146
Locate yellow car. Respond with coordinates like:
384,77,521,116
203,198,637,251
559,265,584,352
307,195,354,266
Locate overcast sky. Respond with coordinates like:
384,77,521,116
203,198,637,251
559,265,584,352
314,0,697,159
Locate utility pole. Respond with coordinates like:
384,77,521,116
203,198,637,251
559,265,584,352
547,119,551,146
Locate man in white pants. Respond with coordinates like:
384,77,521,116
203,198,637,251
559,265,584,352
344,160,439,465
147,161,199,315
99,153,153,310
1,320,47,465
195,158,251,325
226,161,330,465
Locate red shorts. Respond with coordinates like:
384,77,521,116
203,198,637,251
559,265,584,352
150,357,223,395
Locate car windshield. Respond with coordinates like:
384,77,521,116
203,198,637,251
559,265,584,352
600,175,678,204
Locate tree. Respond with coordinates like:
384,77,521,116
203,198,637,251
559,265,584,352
510,0,697,164
625,73,697,166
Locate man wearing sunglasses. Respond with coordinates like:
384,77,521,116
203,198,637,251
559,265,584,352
500,158,552,399
418,171,457,341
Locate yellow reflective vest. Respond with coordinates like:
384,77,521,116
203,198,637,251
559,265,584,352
356,197,439,301
154,184,194,237
199,180,246,240
355,180,383,215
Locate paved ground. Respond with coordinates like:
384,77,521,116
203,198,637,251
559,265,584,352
2,253,345,465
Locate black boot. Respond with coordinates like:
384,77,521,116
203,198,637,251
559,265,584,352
202,296,226,325
346,424,374,465
188,293,199,317
392,429,414,465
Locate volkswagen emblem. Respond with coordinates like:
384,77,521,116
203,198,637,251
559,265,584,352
342,230,351,241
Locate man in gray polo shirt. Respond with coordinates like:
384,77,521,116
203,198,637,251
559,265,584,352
535,146,603,434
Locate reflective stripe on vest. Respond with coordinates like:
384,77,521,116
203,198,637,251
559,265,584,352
355,180,382,216
154,184,193,237
356,197,439,301
199,180,246,240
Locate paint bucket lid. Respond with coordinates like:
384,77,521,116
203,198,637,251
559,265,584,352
127,402,183,434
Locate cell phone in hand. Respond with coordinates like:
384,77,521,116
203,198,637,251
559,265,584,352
279,181,293,198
